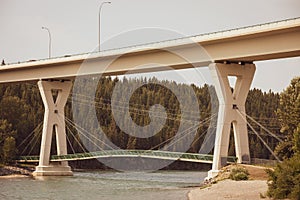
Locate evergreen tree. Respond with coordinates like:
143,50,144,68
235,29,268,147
127,137,137,149
0,120,17,163
3,136,16,164
293,124,300,155
275,77,300,159
267,77,300,199
267,154,300,200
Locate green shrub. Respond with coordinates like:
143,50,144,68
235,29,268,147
229,167,249,181
267,154,300,199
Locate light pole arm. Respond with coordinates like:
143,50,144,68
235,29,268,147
42,27,52,58
98,1,111,51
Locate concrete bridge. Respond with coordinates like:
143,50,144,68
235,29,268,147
1,17,300,177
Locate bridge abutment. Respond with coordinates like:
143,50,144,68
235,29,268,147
32,80,73,176
208,62,256,179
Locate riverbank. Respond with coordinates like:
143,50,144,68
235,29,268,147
188,179,269,200
188,164,271,200
0,174,29,179
0,165,33,178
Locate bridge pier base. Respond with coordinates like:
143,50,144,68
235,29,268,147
207,62,256,179
33,80,73,176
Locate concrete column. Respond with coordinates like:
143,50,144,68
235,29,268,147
33,80,73,176
207,63,255,178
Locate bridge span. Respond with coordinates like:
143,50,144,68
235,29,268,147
17,150,237,164
0,17,300,83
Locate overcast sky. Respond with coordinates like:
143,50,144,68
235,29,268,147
1,0,299,92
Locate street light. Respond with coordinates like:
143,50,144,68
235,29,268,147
98,1,111,51
42,26,52,58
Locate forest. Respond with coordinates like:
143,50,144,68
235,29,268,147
0,76,282,165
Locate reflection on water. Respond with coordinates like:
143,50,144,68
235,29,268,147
0,171,206,200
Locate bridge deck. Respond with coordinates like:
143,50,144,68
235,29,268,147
1,17,300,83
17,150,237,164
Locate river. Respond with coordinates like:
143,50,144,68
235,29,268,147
0,170,207,200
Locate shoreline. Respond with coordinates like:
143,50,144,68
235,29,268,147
187,179,270,200
0,174,30,179
187,164,271,200
0,165,33,178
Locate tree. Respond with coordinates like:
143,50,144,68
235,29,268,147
293,124,300,155
275,77,300,159
0,119,17,163
0,96,30,132
127,137,137,149
0,119,16,140
2,136,16,164
267,154,300,199
267,77,300,199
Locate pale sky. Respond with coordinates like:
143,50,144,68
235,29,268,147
1,0,299,92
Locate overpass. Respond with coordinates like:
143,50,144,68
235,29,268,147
1,17,300,177
1,17,300,82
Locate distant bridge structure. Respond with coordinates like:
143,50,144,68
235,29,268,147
17,150,237,164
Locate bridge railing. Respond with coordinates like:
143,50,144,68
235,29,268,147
17,150,237,163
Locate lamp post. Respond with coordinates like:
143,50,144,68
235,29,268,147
98,1,111,51
42,26,52,58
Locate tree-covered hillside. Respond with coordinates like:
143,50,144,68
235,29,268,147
0,77,281,164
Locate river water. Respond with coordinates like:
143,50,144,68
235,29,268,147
0,171,207,200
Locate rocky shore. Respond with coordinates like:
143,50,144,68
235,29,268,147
0,165,33,178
